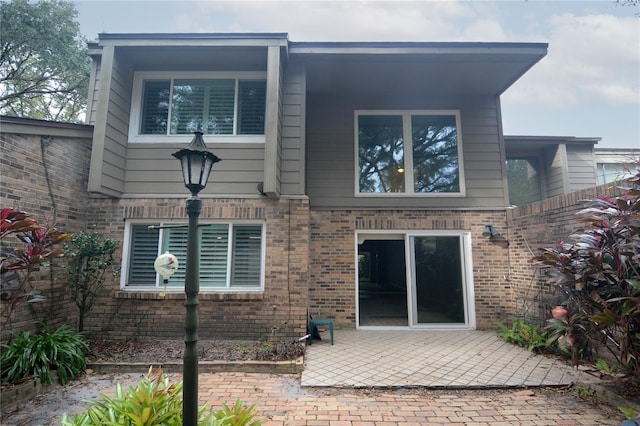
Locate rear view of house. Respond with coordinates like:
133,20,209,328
52,33,549,340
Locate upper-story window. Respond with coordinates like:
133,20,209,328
355,110,464,196
129,72,267,143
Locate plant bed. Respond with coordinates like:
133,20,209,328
87,338,305,374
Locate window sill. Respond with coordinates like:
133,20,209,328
127,135,265,144
114,291,264,301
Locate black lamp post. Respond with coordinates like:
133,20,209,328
172,131,220,426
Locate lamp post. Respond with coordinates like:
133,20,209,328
172,131,220,426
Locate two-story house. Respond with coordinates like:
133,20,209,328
82,33,548,341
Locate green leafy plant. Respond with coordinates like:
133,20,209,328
60,368,265,426
573,384,595,398
1,208,72,325
64,231,119,332
545,310,590,366
534,165,640,377
596,358,616,373
619,406,639,423
211,400,265,426
1,323,88,385
496,319,550,353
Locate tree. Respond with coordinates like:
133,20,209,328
64,232,119,332
0,0,90,122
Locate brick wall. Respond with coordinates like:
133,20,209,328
4,123,626,340
81,196,310,342
0,131,92,340
506,183,626,324
309,209,511,330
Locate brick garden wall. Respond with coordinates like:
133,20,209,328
506,183,626,325
308,209,511,330
0,131,92,340
81,196,310,343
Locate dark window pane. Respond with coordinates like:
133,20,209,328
411,115,459,193
171,80,206,134
358,115,405,193
128,225,159,285
204,80,235,135
200,224,229,287
141,81,170,134
238,81,266,134
231,225,262,287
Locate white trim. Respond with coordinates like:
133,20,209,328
355,230,476,330
120,219,265,292
353,109,466,197
128,71,268,144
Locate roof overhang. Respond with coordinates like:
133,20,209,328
505,135,601,157
290,41,548,96
0,116,93,138
89,34,547,96
91,33,290,69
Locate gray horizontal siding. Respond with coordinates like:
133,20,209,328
87,46,132,196
101,52,132,193
123,144,265,195
566,145,597,191
544,146,567,197
279,64,305,195
306,94,508,209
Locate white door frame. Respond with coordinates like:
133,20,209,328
355,230,476,330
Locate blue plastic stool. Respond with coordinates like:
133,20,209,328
308,318,334,345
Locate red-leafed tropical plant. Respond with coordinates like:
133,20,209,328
534,165,640,378
1,207,73,326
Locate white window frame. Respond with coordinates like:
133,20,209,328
128,71,268,144
354,110,465,197
120,219,265,292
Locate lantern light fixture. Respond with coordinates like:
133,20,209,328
172,130,221,196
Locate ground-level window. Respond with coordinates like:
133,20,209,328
355,110,464,196
123,222,264,290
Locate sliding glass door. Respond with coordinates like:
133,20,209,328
410,235,466,325
357,232,473,329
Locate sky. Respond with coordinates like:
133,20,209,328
73,0,640,149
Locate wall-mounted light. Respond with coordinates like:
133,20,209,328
482,224,500,239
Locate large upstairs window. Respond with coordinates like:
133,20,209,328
356,110,464,196
129,72,266,143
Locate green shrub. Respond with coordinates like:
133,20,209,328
60,368,265,426
64,231,119,332
496,319,550,353
210,400,265,426
1,323,88,385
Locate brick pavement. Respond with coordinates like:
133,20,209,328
198,372,620,425
1,372,621,425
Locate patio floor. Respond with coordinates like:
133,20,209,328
301,329,600,388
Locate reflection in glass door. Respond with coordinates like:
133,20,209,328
411,236,466,325
357,238,408,327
